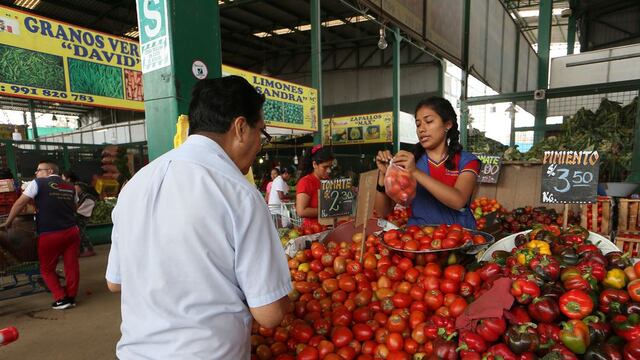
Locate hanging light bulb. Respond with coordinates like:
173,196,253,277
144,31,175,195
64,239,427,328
293,155,299,165
265,152,269,161
258,157,264,164
377,26,388,50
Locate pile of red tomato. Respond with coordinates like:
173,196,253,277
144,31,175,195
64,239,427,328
251,230,492,360
384,207,411,228
384,164,417,206
381,224,487,252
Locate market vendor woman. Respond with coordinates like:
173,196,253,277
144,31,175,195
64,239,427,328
374,97,481,229
296,145,334,232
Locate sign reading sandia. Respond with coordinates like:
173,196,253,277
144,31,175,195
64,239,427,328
322,112,393,145
0,5,143,111
222,65,318,132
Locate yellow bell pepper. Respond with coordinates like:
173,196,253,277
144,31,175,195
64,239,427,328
517,249,536,266
526,240,551,255
603,268,627,289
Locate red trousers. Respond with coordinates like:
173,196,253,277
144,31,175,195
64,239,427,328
38,226,81,301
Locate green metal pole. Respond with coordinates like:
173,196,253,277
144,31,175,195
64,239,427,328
629,97,640,183
534,0,553,144
136,0,222,160
392,27,401,153
567,13,576,55
311,0,323,145
62,145,70,171
4,141,17,179
459,0,471,148
437,61,444,97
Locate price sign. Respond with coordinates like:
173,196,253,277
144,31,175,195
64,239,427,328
541,150,600,204
474,154,502,183
319,178,355,218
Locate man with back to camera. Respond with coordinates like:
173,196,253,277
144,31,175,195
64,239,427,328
2,161,80,310
105,76,291,359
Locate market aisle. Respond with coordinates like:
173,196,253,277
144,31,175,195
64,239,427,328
0,245,120,360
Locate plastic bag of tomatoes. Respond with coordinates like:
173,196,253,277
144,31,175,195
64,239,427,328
384,161,417,206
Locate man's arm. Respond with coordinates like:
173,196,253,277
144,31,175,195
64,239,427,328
1,194,31,228
250,296,290,329
107,281,121,293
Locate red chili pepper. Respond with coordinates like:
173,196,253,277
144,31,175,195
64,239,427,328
510,279,541,305
624,338,640,360
559,289,594,319
612,313,640,342
476,317,507,343
483,343,517,360
577,259,607,282
599,288,630,314
457,330,487,354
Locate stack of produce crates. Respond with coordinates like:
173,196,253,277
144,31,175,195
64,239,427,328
0,180,17,215
616,198,640,257
579,196,612,238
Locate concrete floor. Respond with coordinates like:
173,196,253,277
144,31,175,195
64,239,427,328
0,245,120,359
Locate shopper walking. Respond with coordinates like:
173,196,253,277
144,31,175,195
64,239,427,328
62,171,97,257
2,161,80,310
106,76,291,359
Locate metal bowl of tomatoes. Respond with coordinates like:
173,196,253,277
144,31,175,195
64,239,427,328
378,223,495,254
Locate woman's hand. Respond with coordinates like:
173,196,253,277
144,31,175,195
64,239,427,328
375,150,393,174
393,150,417,175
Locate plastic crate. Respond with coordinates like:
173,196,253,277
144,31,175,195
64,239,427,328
615,231,640,258
0,191,18,206
618,199,640,232
580,196,612,235
0,179,14,193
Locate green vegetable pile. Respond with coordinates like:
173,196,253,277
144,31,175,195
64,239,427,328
506,97,638,181
68,58,123,98
0,44,65,90
467,128,509,154
89,198,117,225
475,97,638,182
263,99,303,125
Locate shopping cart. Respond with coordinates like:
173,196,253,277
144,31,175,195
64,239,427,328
269,202,303,229
0,215,46,301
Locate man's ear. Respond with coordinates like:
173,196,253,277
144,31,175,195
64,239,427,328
231,116,248,142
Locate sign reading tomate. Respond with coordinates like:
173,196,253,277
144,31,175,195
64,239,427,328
0,5,143,110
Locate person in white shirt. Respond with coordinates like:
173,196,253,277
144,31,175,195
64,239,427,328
268,167,292,206
105,76,291,359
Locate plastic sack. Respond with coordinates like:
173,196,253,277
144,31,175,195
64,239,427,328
384,160,417,206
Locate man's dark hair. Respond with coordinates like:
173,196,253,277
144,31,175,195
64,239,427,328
39,160,59,175
188,76,266,135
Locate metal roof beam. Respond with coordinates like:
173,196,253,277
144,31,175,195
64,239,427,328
42,0,134,32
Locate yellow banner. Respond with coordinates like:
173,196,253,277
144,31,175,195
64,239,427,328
322,112,393,145
222,65,318,132
0,6,143,111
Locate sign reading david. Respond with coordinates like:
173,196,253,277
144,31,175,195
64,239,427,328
0,5,143,110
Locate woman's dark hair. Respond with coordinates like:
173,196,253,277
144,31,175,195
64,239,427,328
188,76,266,135
412,97,463,171
62,170,79,183
300,146,334,177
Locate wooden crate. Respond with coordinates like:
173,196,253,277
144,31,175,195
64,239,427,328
475,162,579,213
615,231,640,258
580,196,612,235
618,199,640,232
